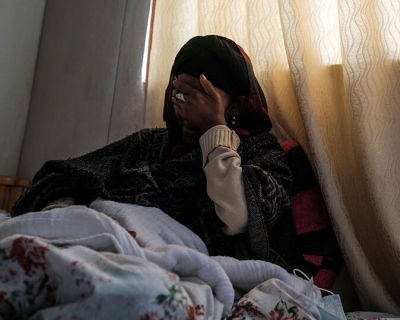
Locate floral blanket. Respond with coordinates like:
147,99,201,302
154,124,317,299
0,199,344,319
0,235,211,319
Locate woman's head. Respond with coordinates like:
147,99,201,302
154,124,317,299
164,35,271,143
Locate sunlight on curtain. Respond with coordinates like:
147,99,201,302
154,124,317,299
146,0,400,313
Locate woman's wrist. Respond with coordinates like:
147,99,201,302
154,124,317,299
199,126,240,167
200,119,227,133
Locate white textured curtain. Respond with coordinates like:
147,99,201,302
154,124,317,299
145,0,400,313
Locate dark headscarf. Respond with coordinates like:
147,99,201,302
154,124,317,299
163,35,272,141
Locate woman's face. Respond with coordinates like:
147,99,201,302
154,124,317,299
174,74,232,145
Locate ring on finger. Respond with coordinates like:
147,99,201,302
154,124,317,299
175,93,185,102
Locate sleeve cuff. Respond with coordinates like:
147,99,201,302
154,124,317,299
199,125,240,167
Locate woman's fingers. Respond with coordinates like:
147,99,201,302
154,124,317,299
171,74,227,132
172,74,218,108
175,74,204,92
171,96,182,109
173,79,199,97
199,74,217,98
172,89,184,103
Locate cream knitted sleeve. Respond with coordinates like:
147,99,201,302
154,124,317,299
199,125,248,235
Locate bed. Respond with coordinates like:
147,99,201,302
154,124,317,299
0,142,397,319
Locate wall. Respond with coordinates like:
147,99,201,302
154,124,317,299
18,0,151,181
0,0,46,177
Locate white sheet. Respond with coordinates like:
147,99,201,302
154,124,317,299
0,199,322,319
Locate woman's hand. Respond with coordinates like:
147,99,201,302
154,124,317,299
171,74,230,133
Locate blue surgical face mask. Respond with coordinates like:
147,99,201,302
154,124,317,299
293,269,346,320
315,294,347,320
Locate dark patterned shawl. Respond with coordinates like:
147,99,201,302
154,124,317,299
10,35,334,278
12,127,303,267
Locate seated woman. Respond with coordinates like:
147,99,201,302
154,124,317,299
11,35,315,274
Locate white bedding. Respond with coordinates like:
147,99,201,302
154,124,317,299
0,199,327,319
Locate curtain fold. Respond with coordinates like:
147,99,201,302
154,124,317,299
145,0,400,313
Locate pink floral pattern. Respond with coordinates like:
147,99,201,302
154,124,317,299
225,281,315,320
9,236,48,272
0,235,206,319
269,300,305,320
226,294,262,319
1,234,348,320
0,236,55,319
140,283,205,320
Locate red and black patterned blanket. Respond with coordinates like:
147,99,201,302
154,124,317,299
281,140,341,289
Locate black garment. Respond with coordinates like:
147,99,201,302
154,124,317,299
11,128,304,271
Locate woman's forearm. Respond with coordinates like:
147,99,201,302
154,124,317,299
200,125,248,235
